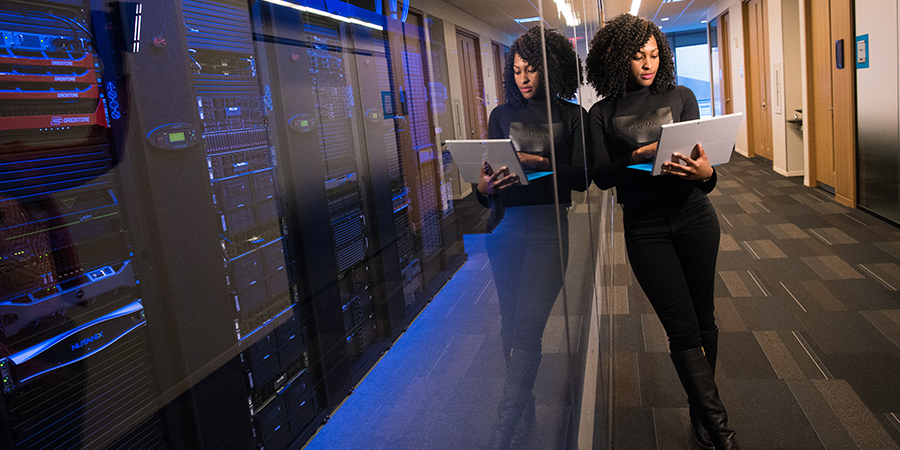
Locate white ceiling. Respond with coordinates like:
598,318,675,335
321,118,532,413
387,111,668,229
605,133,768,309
437,0,720,40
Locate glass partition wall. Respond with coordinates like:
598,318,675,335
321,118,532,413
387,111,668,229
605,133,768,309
0,0,610,449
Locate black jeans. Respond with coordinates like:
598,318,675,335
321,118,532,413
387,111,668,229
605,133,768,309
622,190,720,353
487,204,569,355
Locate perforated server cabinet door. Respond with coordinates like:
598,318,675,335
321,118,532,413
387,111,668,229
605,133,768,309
257,1,355,410
0,1,166,448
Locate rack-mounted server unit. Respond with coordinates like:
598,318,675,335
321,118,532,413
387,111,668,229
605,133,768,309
0,1,164,448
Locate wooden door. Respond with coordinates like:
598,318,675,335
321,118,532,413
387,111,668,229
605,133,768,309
829,0,856,204
808,0,836,188
456,31,487,139
720,11,734,115
744,0,773,159
491,42,507,106
805,0,856,204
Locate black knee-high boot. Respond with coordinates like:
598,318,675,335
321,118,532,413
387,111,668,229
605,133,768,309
671,347,740,450
491,348,542,449
691,328,719,449
512,391,535,443
500,335,535,443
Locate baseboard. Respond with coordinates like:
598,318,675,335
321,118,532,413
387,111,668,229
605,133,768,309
773,166,804,177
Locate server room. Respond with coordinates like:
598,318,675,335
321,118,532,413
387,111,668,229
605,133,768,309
9,0,900,449
0,0,610,448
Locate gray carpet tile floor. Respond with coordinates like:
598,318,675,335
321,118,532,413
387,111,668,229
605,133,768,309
609,155,900,450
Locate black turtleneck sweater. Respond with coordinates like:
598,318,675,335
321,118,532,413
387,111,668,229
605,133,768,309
587,85,717,204
478,98,588,207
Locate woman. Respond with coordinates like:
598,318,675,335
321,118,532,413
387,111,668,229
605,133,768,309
585,14,739,450
477,26,587,449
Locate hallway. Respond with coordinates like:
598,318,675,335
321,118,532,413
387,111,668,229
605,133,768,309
302,153,900,449
612,155,900,449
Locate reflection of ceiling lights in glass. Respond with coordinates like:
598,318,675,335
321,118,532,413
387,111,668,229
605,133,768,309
661,17,669,21
554,0,580,26
262,0,384,30
515,16,542,24
630,0,641,16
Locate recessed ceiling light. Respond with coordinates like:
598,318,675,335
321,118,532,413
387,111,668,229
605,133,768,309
514,16,541,23
661,17,669,21
701,20,707,24
630,0,641,16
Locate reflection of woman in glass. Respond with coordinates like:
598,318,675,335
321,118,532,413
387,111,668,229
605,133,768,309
585,14,739,450
477,26,586,448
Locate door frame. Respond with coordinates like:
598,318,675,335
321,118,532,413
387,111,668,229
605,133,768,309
455,27,487,140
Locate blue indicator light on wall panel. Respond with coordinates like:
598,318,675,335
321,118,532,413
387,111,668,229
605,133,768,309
857,34,869,69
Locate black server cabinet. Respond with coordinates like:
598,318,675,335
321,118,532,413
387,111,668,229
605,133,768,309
0,0,165,448
113,0,321,448
257,1,403,414
384,15,465,314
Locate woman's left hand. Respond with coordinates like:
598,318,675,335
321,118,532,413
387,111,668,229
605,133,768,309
661,143,714,181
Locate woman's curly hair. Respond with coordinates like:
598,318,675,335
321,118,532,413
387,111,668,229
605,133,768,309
504,26,582,108
585,14,676,101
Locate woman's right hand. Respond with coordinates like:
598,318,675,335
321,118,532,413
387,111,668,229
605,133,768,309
478,161,520,195
631,142,658,164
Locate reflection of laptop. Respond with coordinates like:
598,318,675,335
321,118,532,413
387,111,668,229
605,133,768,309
446,139,552,185
628,113,743,175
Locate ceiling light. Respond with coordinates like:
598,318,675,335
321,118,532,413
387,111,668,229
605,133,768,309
630,0,641,16
515,16,541,23
263,0,383,30
701,20,708,23
661,17,669,21
554,0,580,26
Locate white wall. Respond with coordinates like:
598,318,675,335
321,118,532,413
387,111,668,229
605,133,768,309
707,0,749,156
799,0,810,185
766,0,804,177
781,0,804,176
766,0,789,174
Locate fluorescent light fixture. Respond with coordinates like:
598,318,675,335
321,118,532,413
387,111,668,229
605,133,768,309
661,17,669,21
554,0,580,26
630,0,641,16
263,0,384,30
701,20,708,23
515,16,541,24
132,3,142,53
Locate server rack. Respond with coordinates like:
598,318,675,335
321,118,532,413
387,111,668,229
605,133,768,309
0,0,468,448
0,1,164,448
257,2,394,415
385,13,465,313
113,0,322,448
